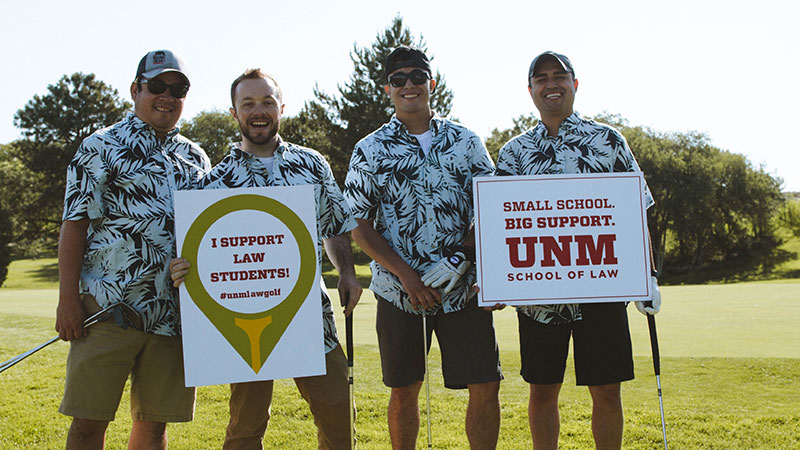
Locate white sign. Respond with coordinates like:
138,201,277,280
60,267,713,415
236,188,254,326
474,173,653,307
175,186,324,387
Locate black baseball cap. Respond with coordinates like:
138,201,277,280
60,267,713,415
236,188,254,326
528,51,575,83
384,46,431,79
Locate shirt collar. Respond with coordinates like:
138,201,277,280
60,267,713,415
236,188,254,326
126,112,181,139
388,114,443,137
534,111,581,138
229,135,285,160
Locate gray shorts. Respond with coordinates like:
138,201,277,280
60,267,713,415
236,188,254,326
375,296,503,389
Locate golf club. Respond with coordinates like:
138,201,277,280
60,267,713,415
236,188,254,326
422,311,432,450
0,302,141,374
343,294,355,450
646,309,668,450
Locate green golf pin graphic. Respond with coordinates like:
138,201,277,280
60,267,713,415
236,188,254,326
182,194,316,373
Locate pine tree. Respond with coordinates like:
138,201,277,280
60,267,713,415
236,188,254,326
13,73,131,245
295,16,455,184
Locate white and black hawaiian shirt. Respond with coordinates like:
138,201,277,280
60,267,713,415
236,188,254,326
200,139,357,353
63,112,211,336
495,111,654,325
344,115,495,315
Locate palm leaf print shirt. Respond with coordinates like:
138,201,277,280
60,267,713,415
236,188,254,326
495,112,654,325
200,140,357,353
344,115,495,315
62,113,211,336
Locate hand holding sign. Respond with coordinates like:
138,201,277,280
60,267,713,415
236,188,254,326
175,186,324,387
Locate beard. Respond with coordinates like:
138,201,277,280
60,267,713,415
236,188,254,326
239,121,278,146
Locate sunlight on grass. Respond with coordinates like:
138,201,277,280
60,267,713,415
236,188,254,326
1,258,798,448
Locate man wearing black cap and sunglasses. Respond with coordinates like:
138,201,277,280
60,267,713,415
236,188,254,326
56,49,209,450
495,51,659,450
344,46,503,450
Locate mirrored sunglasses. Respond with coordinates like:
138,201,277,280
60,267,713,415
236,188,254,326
141,78,189,99
388,69,431,88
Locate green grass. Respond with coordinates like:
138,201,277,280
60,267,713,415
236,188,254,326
2,257,58,290
1,261,799,449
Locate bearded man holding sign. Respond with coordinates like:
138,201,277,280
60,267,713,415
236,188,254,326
170,69,361,450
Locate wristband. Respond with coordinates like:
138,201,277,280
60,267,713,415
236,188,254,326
455,245,476,264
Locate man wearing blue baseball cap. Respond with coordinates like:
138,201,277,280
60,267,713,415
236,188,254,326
56,49,210,449
495,51,660,450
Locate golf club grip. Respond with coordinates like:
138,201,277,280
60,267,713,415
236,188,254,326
345,313,354,367
647,314,661,375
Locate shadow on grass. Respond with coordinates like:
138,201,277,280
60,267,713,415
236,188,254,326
31,262,59,284
664,247,799,284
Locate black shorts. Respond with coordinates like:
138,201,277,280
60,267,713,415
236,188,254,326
518,302,634,386
376,296,503,389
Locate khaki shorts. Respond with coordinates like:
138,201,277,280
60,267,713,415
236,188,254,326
59,295,195,422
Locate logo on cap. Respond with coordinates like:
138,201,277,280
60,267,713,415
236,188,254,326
153,51,166,65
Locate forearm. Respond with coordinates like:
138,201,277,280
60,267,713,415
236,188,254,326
351,219,416,281
323,233,356,278
56,219,90,339
58,220,89,305
351,219,440,309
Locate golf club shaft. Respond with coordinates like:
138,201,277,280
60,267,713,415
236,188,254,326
422,312,432,450
647,314,668,450
0,303,123,374
345,306,355,450
656,374,667,450
0,336,60,373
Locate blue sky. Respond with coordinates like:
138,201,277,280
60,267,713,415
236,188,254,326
1,0,797,191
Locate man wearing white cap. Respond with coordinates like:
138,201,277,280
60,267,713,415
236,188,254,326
56,49,210,450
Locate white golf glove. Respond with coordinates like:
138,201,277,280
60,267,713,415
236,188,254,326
636,276,661,315
421,251,470,294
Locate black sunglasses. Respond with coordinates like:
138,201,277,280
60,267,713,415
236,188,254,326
388,69,431,88
140,78,189,99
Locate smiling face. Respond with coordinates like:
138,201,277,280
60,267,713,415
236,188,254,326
131,71,186,138
528,57,579,124
230,77,284,156
384,67,436,121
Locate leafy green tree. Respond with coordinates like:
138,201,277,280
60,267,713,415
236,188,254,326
307,15,455,184
780,198,800,237
180,109,240,165
484,113,538,161
12,73,130,247
0,143,41,283
595,117,786,275
280,101,344,175
0,209,9,287
487,112,787,278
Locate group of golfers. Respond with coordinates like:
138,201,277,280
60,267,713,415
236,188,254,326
55,46,661,450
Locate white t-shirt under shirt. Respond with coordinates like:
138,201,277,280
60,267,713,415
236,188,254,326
410,129,433,156
255,156,274,174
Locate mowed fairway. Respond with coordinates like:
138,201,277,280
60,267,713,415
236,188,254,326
1,275,798,449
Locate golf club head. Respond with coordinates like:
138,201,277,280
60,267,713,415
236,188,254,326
85,302,144,331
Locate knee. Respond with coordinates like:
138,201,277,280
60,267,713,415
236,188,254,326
133,421,167,440
530,384,561,408
70,418,109,439
390,383,422,405
468,381,500,403
589,384,622,409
